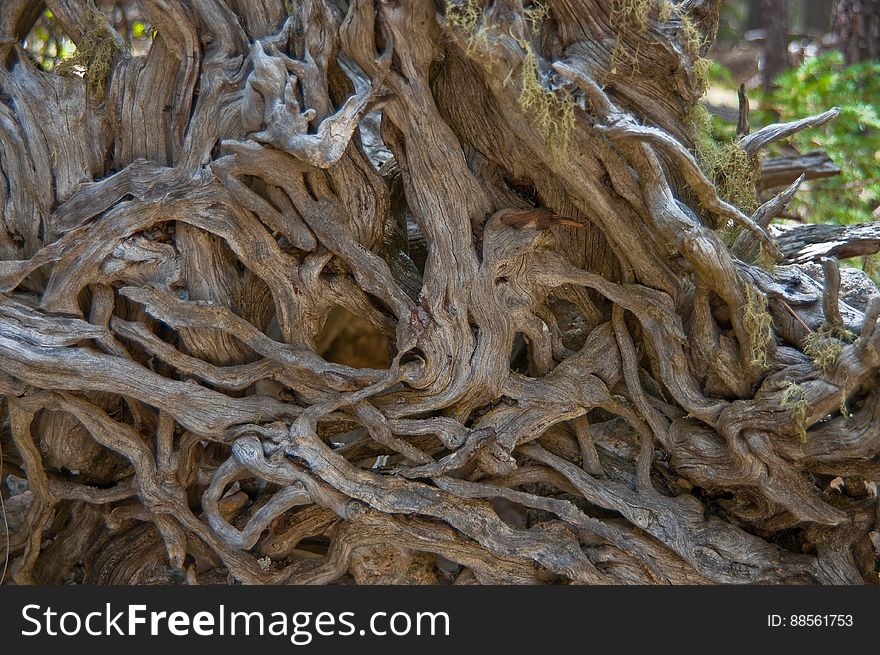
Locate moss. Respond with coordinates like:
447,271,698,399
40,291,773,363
56,11,122,99
780,382,811,442
803,331,842,372
680,13,705,54
658,0,674,22
678,11,712,92
692,56,712,92
839,389,849,418
445,0,482,34
754,245,778,273
803,325,856,372
445,1,573,150
524,1,550,28
445,0,495,57
607,0,652,77
717,222,741,246
742,283,773,368
611,0,652,32
609,37,643,77
689,104,760,212
518,41,576,152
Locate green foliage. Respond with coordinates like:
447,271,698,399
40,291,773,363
24,6,155,74
23,9,77,71
703,52,880,284
759,52,880,228
713,0,748,45
131,21,148,40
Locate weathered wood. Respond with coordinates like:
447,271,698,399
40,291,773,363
759,150,843,190
777,221,880,263
0,0,877,586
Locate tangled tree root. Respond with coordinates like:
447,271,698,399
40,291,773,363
0,0,878,587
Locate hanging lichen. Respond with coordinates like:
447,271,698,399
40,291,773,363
611,0,652,32
689,104,761,212
518,42,576,152
444,1,574,150
445,0,482,34
679,4,717,92
742,283,773,368
608,0,652,76
524,1,550,27
55,11,122,99
803,325,856,372
780,382,811,442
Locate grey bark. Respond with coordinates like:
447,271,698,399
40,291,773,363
0,0,878,586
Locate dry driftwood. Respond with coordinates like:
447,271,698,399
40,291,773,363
0,0,878,586
759,151,843,190
777,221,880,263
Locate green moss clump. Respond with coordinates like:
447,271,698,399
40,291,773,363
680,12,704,54
524,1,550,27
678,10,712,92
445,0,482,34
518,42,576,152
803,331,842,372
742,283,773,368
780,382,811,442
611,0,652,32
56,11,122,99
717,222,741,246
658,0,674,22
692,56,712,91
689,104,761,212
754,245,778,273
803,325,856,372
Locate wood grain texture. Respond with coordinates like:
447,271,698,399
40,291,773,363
0,0,877,586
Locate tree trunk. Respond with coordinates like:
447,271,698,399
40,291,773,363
762,0,789,90
803,0,833,35
1,0,878,586
747,0,763,31
832,0,880,63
